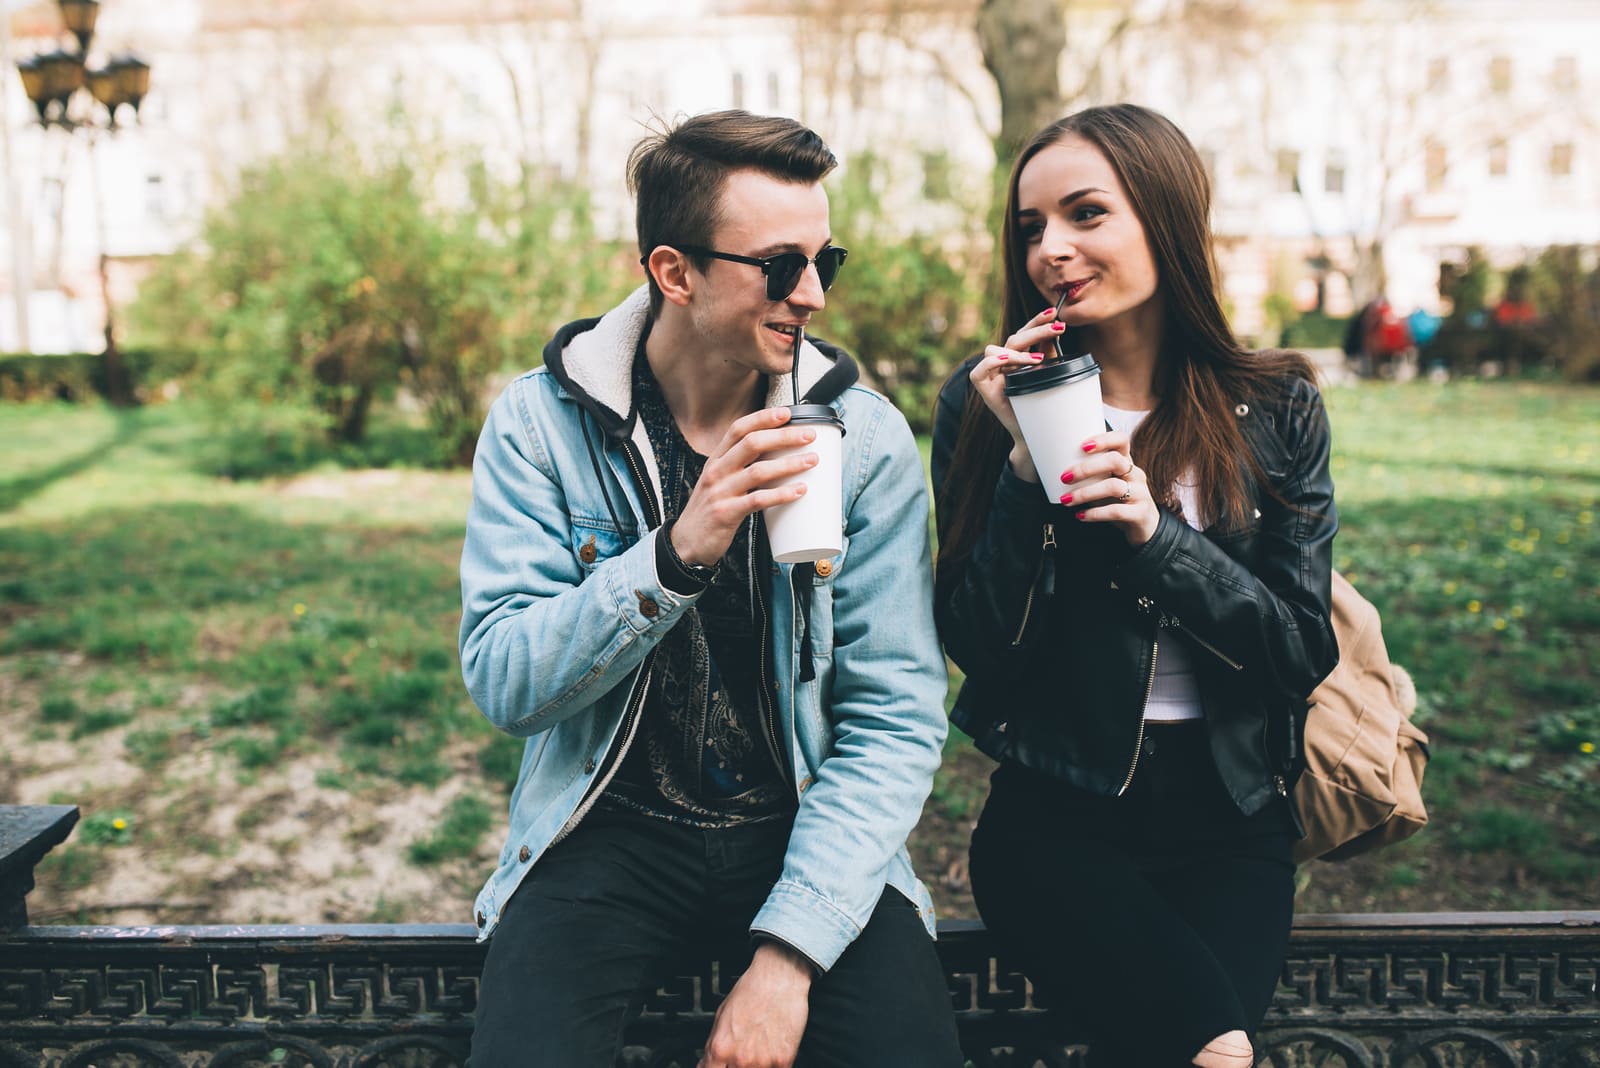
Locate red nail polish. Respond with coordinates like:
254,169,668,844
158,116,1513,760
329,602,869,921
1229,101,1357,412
1076,512,1088,521
1060,493,1073,505
1082,441,1097,452
1061,471,1074,484
997,354,1009,361
1050,323,1066,332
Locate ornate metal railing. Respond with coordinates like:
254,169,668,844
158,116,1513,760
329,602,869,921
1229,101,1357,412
3,807,1598,1067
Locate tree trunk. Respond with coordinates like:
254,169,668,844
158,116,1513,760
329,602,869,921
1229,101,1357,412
976,0,1067,177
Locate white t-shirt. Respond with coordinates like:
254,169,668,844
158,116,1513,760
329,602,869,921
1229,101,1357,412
1103,405,1204,722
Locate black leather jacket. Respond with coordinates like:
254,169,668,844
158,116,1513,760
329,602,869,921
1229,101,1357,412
932,358,1340,820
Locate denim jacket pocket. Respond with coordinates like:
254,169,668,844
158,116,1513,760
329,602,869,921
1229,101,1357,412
569,515,628,576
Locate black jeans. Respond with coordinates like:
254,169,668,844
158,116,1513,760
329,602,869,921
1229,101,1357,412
969,721,1296,1067
470,808,963,1067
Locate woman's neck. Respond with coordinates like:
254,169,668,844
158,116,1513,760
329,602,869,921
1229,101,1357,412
1082,308,1163,410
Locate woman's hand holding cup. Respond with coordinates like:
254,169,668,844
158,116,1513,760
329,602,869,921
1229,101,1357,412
969,305,1067,484
1060,431,1160,547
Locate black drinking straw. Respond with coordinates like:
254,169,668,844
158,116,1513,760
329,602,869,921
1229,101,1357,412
1051,288,1071,360
791,325,803,406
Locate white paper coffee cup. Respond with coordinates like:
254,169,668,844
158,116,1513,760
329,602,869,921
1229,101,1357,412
1004,354,1105,505
764,404,846,564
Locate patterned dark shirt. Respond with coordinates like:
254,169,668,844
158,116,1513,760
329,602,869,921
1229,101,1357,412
596,354,792,827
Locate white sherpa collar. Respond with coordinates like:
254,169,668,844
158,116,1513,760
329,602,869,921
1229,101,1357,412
553,285,844,431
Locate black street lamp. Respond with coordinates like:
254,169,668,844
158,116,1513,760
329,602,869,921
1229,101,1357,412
13,0,151,404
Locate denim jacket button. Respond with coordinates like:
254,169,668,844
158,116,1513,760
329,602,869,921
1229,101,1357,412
476,911,486,927
814,559,833,578
518,845,531,862
584,758,597,774
637,593,660,619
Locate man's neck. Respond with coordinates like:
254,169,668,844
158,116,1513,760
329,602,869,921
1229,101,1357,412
644,316,766,455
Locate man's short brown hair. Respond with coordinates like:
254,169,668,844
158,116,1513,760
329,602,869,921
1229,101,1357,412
628,110,838,315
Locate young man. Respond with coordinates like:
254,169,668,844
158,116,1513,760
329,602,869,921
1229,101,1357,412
459,110,962,1068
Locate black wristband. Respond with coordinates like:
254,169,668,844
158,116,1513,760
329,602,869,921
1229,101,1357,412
656,518,720,594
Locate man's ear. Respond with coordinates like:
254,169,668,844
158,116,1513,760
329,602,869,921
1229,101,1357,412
646,246,696,308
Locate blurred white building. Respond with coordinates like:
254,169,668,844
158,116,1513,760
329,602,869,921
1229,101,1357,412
2,0,1597,351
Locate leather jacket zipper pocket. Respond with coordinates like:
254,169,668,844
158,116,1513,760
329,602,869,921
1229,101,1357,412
1011,522,1056,646
1175,621,1244,671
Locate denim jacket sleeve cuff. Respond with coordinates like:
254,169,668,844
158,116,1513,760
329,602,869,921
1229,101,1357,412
749,879,865,973
602,527,700,635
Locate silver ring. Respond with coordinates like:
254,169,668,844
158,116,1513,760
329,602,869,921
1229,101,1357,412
1120,485,1133,503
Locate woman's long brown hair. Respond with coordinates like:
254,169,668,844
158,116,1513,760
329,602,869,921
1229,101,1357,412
936,104,1315,574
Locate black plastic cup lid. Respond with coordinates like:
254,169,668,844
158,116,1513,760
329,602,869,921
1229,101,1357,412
786,403,846,435
1003,353,1101,397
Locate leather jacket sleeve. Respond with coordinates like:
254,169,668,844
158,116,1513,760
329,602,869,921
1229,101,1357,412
931,358,1050,680
1114,377,1339,707
931,359,1131,671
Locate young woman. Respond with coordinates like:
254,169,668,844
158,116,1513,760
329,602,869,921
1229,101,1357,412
931,104,1339,1066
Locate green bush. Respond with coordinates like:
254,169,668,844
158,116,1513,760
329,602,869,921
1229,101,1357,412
807,157,991,434
128,125,635,472
1527,245,1600,382
1279,311,1350,350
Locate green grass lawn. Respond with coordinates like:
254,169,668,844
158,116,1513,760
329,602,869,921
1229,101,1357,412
3,381,1598,922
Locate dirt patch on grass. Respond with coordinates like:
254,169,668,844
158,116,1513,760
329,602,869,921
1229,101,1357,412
10,671,499,927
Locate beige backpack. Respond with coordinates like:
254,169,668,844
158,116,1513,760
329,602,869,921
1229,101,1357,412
1293,571,1431,864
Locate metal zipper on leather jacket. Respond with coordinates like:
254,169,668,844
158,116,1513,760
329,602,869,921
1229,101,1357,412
1111,581,1245,672
1011,522,1056,646
1117,636,1158,796
751,515,790,784
1173,621,1244,671
553,437,664,844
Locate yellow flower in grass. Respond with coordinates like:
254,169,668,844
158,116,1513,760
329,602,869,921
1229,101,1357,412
293,603,308,617
1553,566,1568,579
1583,742,1596,756
1492,618,1507,631
112,818,127,831
1510,605,1525,619
1443,581,1458,596
1467,600,1482,614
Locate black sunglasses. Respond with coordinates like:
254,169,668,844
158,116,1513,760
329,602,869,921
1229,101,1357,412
663,244,849,302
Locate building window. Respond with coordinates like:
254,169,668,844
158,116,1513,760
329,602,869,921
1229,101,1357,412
1426,57,1449,92
39,176,62,219
1550,142,1574,178
1275,149,1300,194
1324,159,1345,194
731,71,744,109
1488,138,1509,177
145,174,165,221
1489,55,1512,94
1425,141,1448,192
1553,55,1577,92
767,71,781,111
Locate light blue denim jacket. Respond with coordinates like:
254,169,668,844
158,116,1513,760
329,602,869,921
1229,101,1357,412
458,287,947,969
